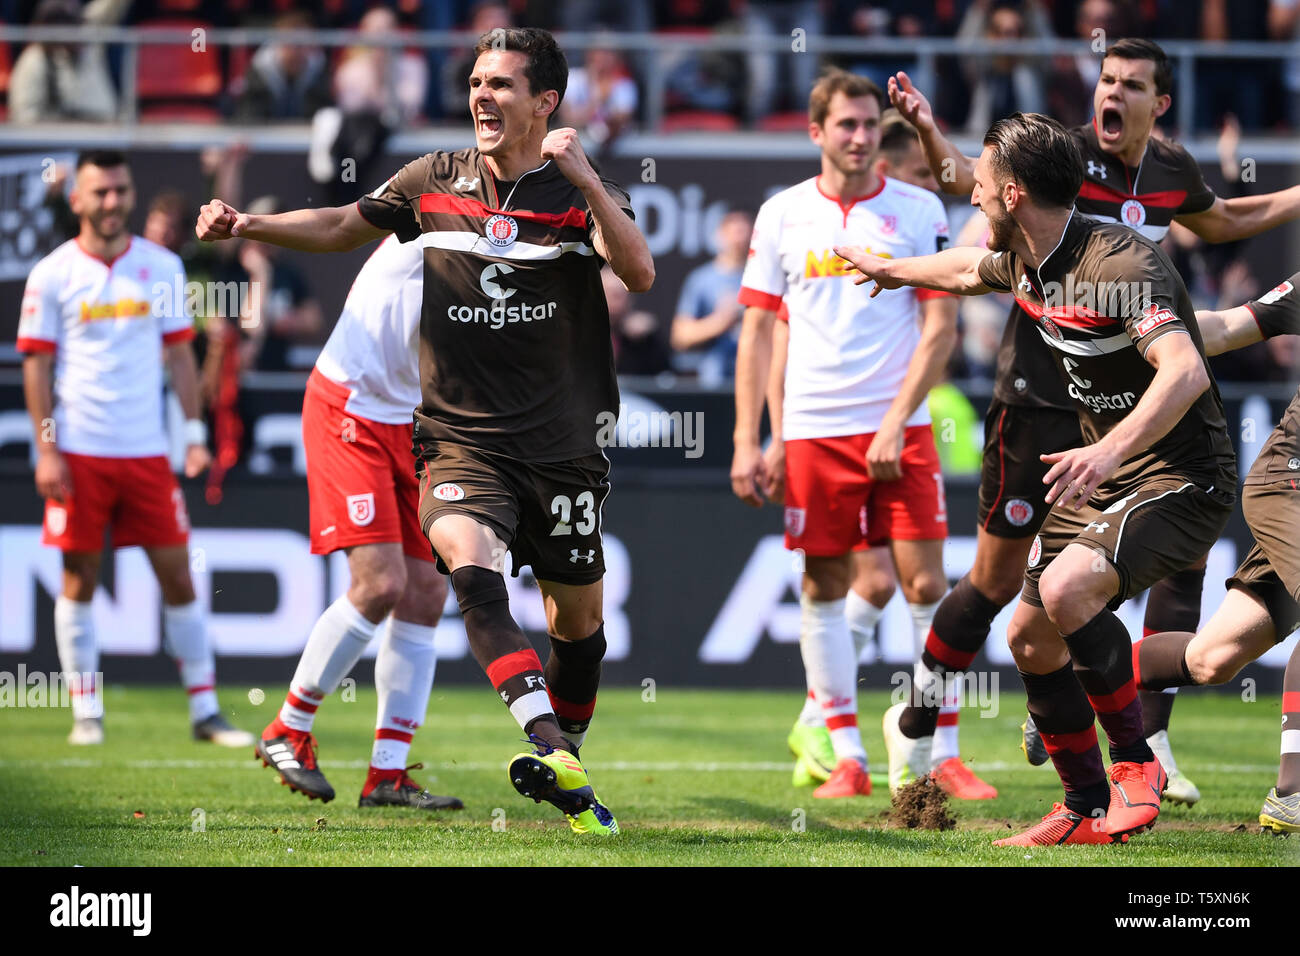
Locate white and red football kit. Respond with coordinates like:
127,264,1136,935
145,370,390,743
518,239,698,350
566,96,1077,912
303,233,429,560
18,236,193,552
739,175,952,555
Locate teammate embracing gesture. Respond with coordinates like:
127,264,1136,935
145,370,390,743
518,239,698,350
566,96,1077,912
838,112,1237,845
198,28,653,835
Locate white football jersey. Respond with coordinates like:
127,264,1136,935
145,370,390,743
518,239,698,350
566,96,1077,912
313,233,423,424
739,176,952,439
18,237,192,457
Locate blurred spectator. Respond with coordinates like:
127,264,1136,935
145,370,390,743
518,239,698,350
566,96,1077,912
958,0,1051,135
823,2,931,92
656,0,748,120
309,6,427,204
441,1,512,121
560,35,639,155
235,10,333,122
1270,0,1300,129
1195,0,1281,132
670,210,752,385
1047,0,1130,129
606,266,670,376
952,209,1006,381
9,0,130,124
221,196,324,372
741,0,824,119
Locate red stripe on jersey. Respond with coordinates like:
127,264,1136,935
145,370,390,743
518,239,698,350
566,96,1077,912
926,630,977,671
549,694,597,721
936,712,959,727
162,327,195,345
16,337,57,353
1041,725,1098,754
1243,302,1265,337
1283,692,1300,714
916,288,954,302
825,713,858,731
1086,681,1138,714
1077,180,1188,210
286,691,320,714
738,286,783,312
485,648,544,687
1011,296,1114,331
375,727,415,743
418,193,587,230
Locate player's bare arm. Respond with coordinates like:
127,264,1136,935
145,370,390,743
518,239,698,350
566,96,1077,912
164,341,212,478
1195,304,1265,356
22,352,69,502
833,244,992,297
868,295,959,481
542,127,654,293
731,305,777,507
1176,185,1300,244
1042,330,1210,510
761,318,788,503
195,199,388,253
887,71,976,195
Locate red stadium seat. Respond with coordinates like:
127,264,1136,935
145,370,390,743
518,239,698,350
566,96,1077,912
758,111,811,132
659,110,741,133
137,19,222,122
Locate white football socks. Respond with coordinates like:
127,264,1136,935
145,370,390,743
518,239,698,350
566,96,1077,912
279,596,376,732
163,600,218,722
846,587,885,661
800,594,866,766
54,597,100,720
371,618,437,770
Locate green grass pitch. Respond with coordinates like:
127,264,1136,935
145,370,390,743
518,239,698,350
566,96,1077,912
1,685,1296,866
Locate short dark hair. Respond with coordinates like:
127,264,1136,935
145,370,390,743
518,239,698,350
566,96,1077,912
76,150,128,171
1104,37,1172,97
808,68,884,127
473,27,568,108
878,109,920,162
982,112,1082,209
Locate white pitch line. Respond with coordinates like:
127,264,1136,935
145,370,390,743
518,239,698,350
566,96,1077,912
0,758,1280,774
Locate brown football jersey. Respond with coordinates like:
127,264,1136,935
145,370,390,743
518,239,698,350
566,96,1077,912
357,148,634,462
1242,272,1300,486
993,121,1217,411
977,214,1236,494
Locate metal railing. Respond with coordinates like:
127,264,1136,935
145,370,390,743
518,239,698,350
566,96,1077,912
1,25,1299,135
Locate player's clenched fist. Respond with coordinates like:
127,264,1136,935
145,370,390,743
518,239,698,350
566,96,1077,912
195,199,250,241
540,128,598,189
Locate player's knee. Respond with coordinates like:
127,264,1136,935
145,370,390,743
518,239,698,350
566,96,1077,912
1005,618,1035,664
548,606,602,642
351,565,408,619
1038,566,1098,633
1184,642,1241,686
393,570,448,627
900,569,946,605
970,560,1024,608
860,579,896,607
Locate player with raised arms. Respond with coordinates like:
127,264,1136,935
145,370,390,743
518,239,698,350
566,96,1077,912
837,112,1238,845
886,39,1300,802
198,27,652,835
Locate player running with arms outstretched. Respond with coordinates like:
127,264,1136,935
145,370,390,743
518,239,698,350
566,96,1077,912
21,150,252,749
838,113,1237,845
198,28,652,835
886,38,1300,802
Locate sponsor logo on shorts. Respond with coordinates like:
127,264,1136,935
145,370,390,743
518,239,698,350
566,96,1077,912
346,492,375,526
1259,281,1294,305
432,482,465,501
784,507,806,538
1004,498,1034,527
1027,535,1042,568
46,505,67,537
570,549,596,565
1120,198,1146,228
484,214,519,247
1134,303,1177,338
1289,457,1300,471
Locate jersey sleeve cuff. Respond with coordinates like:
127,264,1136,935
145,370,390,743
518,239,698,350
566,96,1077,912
916,288,955,302
1243,302,1266,337
162,327,196,345
16,336,57,354
737,286,783,312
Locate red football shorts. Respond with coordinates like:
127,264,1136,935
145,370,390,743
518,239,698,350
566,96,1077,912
43,453,190,552
783,425,948,555
302,369,431,562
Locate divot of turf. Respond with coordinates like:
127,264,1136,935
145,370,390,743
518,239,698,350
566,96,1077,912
888,778,956,831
